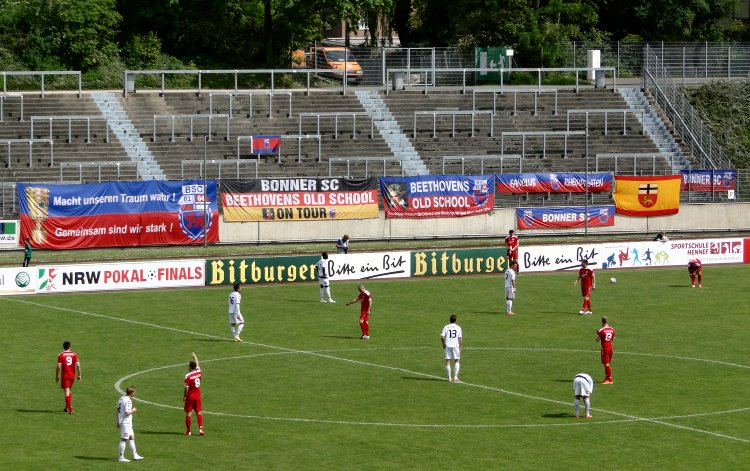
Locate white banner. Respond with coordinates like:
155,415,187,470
519,237,744,273
0,220,20,246
0,267,36,295
36,259,205,293
327,251,410,281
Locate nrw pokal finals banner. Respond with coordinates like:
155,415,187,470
18,181,218,249
380,175,494,218
221,178,379,221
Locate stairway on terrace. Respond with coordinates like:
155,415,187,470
0,93,131,183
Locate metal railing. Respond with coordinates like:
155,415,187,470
566,109,645,136
328,157,404,177
1,139,54,167
442,155,523,174
595,153,674,174
298,112,373,139
208,91,293,118
500,131,587,158
1,70,82,97
152,114,230,142
60,161,140,182
0,93,24,121
181,159,259,179
643,46,733,170
236,134,322,163
413,110,494,137
30,115,110,143
472,88,559,116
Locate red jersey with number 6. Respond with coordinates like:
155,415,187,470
57,351,79,379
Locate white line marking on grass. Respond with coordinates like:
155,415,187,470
6,297,749,442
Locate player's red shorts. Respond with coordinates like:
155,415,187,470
359,311,369,322
601,348,613,364
508,249,518,260
60,377,74,389
581,284,593,297
184,394,202,413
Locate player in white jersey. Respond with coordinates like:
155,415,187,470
440,314,463,382
504,261,518,315
116,386,144,462
316,252,335,303
228,284,245,342
572,373,594,419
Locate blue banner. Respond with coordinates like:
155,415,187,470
516,206,615,229
380,175,494,218
495,172,612,193
680,169,736,192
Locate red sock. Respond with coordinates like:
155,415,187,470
690,275,695,284
697,274,702,284
364,322,369,336
360,322,366,336
197,413,203,428
605,365,612,379
582,302,587,310
186,416,192,432
65,394,72,411
587,300,592,310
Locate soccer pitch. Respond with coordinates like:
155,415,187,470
4,264,750,470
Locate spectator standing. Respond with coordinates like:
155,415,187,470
22,238,32,267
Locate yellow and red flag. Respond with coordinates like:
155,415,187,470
613,175,681,216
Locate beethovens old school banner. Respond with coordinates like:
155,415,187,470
380,175,494,218
17,181,218,249
220,178,379,221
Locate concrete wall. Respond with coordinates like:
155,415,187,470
219,202,750,243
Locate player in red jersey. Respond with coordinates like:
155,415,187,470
504,230,519,267
56,341,81,414
573,259,596,315
596,317,615,384
688,258,703,288
183,352,204,436
347,284,372,339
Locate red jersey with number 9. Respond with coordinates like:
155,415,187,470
57,351,79,379
184,368,202,398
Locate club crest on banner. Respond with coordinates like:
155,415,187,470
178,185,212,240
638,183,659,208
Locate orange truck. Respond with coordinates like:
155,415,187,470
292,46,363,83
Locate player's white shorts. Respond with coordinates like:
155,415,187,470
505,287,516,299
228,312,244,324
444,347,461,360
573,376,593,397
319,277,330,288
119,423,134,440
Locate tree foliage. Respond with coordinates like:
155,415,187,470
0,0,746,73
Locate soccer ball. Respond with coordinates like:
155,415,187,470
610,277,617,284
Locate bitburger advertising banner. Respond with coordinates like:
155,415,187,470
17,181,218,249
220,178,379,222
381,174,494,219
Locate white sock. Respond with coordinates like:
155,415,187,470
230,325,236,336
236,323,244,336
128,439,137,455
325,287,332,300
118,441,126,457
506,300,512,312
445,365,452,380
574,399,580,416
454,362,460,378
320,287,325,300
584,398,590,415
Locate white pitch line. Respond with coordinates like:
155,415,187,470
5,297,750,442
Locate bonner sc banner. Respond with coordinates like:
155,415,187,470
221,178,379,221
17,181,218,249
381,174,494,218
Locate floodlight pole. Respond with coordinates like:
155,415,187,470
584,112,589,237
204,135,208,248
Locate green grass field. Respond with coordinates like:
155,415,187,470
4,264,750,470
